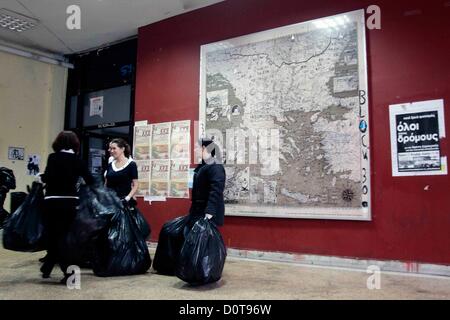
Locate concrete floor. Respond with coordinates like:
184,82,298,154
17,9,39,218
1,246,450,300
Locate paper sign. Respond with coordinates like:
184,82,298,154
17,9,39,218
389,99,447,176
26,154,40,175
90,96,104,117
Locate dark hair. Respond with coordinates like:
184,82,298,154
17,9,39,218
201,138,223,160
110,138,131,158
52,131,80,153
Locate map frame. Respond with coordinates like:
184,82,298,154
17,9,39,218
199,9,371,221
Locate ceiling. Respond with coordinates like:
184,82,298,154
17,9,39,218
0,0,224,56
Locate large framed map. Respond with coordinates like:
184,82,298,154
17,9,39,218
199,10,370,220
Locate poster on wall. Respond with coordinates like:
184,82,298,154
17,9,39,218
8,147,24,161
199,10,370,220
170,120,191,159
135,160,151,197
151,122,171,159
132,120,192,198
89,149,105,175
150,159,170,197
26,154,40,175
169,160,190,198
89,96,104,117
389,99,447,176
133,125,152,160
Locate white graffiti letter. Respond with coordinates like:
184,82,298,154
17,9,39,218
66,265,81,290
66,5,81,30
366,265,381,290
366,5,381,30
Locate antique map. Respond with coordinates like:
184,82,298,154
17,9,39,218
199,10,370,220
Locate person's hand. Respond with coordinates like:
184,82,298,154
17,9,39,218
121,196,131,207
205,213,213,220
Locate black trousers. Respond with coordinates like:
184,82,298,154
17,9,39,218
42,198,78,275
0,191,8,227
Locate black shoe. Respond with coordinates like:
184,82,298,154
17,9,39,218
60,273,71,285
40,262,53,279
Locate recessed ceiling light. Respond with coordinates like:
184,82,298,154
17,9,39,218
0,9,38,33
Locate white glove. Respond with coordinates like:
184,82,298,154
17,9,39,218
205,213,213,220
125,195,131,202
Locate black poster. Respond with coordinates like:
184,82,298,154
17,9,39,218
395,111,440,172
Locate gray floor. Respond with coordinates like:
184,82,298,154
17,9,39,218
1,246,450,300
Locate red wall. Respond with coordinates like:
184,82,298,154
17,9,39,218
135,0,450,265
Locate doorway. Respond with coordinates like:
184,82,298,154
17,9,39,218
81,125,133,179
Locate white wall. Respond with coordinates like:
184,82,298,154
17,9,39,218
0,50,67,211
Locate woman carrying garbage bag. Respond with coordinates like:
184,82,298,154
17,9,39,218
154,139,227,284
187,139,226,228
104,138,150,240
177,139,227,285
40,131,93,283
93,138,151,277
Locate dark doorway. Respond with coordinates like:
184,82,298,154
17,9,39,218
64,39,137,179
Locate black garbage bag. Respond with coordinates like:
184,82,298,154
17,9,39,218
0,191,8,229
0,167,15,229
129,206,151,240
176,218,226,285
0,207,8,229
153,215,190,275
10,191,28,215
62,184,119,266
0,167,16,191
92,206,151,277
2,182,46,252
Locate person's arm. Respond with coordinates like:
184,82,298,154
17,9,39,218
124,162,139,201
40,154,53,183
125,179,139,201
204,165,225,220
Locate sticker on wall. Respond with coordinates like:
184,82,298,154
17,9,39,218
90,96,104,117
389,99,447,176
8,147,24,161
26,154,40,176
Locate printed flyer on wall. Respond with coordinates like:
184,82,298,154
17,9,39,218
389,99,447,176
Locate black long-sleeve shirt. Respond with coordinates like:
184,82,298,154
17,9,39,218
41,152,93,197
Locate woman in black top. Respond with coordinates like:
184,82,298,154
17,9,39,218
104,138,138,205
40,131,93,282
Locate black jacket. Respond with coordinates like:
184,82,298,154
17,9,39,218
189,161,226,226
41,152,93,197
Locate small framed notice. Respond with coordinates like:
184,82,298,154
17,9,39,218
8,147,25,161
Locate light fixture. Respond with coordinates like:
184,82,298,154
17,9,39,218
0,41,73,69
0,8,38,33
